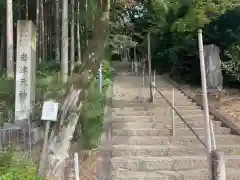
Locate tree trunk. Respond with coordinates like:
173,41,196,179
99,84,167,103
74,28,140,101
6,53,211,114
70,0,75,74
40,0,45,62
44,6,48,59
76,1,82,65
0,25,4,71
61,0,69,83
49,4,53,58
71,0,110,88
55,0,60,62
40,0,111,178
18,0,21,20
36,0,40,63
6,0,14,78
85,0,88,48
26,0,29,20
45,4,48,59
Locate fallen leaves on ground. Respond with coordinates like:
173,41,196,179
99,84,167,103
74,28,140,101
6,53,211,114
68,150,98,180
182,84,240,128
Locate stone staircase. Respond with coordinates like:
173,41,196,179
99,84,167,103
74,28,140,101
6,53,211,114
110,65,240,179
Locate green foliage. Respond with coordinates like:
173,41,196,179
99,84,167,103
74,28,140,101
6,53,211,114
77,57,112,149
0,149,44,180
109,34,137,54
37,61,61,77
121,0,240,83
0,77,15,125
0,60,67,125
0,148,13,173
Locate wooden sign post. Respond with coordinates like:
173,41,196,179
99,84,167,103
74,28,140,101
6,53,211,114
38,100,59,176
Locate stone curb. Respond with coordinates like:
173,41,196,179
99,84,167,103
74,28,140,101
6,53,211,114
162,74,240,135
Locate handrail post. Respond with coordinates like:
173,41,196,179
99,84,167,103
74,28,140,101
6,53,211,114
131,61,134,75
210,120,217,149
211,150,226,180
135,61,138,76
74,152,80,180
147,33,153,102
99,61,102,93
142,59,145,86
172,87,175,136
198,29,213,179
152,70,156,102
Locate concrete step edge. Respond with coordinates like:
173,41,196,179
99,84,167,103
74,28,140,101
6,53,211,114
112,168,240,177
112,127,227,131
111,155,240,161
112,135,240,140
112,144,240,149
111,121,221,127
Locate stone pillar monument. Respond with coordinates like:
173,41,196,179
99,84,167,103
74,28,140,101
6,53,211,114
15,20,36,121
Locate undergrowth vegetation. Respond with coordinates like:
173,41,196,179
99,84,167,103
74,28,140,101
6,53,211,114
0,55,112,178
76,57,112,149
0,148,44,179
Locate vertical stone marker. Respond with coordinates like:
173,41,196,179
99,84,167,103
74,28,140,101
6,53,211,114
15,20,36,121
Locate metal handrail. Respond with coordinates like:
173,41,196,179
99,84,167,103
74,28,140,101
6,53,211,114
149,83,207,148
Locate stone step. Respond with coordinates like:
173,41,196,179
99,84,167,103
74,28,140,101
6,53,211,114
113,105,202,111
171,110,204,116
112,127,230,136
112,101,200,110
156,94,189,99
114,108,204,116
115,112,205,120
154,95,191,100
113,107,150,111
155,96,190,101
153,94,186,99
112,97,194,106
112,120,222,129
172,114,213,119
175,105,202,110
154,90,183,95
155,99,195,105
111,156,240,171
112,135,240,146
114,111,153,116
142,103,200,110
113,115,214,122
112,169,240,180
170,114,214,122
113,109,152,113
112,144,240,156
112,118,216,125
112,99,146,104
113,115,153,122
111,73,240,180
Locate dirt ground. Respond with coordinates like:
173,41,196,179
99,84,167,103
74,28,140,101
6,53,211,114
181,84,240,128
78,150,98,180
68,149,98,180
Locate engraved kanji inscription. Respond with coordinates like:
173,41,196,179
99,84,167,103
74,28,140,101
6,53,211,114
20,53,28,61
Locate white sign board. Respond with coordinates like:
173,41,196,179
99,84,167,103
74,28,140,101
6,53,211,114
41,101,59,121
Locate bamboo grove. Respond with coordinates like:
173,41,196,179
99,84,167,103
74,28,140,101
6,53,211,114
0,0,115,83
